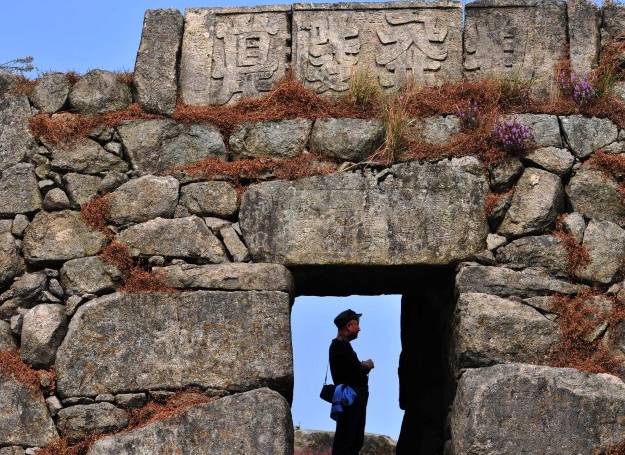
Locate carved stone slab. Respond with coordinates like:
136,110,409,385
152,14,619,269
463,0,567,95
179,6,291,105
292,1,462,96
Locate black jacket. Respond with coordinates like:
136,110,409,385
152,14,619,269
329,338,368,389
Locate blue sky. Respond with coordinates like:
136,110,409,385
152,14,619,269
0,0,404,440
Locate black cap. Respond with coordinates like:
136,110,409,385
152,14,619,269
334,309,362,329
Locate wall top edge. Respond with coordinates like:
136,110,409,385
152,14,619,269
293,0,461,11
185,4,292,15
465,0,566,8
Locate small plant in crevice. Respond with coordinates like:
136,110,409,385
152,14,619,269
0,350,41,392
483,190,511,219
80,195,112,238
456,99,481,130
344,68,382,108
492,118,533,155
557,67,597,107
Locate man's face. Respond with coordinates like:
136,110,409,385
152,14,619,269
345,318,360,341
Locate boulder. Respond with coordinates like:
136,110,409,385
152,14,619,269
60,256,121,295
488,157,523,191
62,173,102,207
524,146,575,176
603,1,625,42
57,403,128,441
68,70,131,114
87,389,292,455
514,114,562,148
0,272,47,308
153,263,294,293
0,233,24,290
452,293,558,370
309,118,384,161
11,215,29,238
495,235,569,274
0,94,34,173
116,216,227,262
117,119,226,174
456,263,582,298
486,233,506,251
20,304,68,368
240,158,489,266
576,220,625,284
295,429,396,455
560,115,618,158
50,139,128,174
179,181,238,218
30,72,70,113
220,225,250,262
0,369,58,447
133,9,183,115
23,210,108,264
0,69,16,95
450,363,625,454
0,163,42,216
0,320,16,351
114,393,146,409
42,188,70,211
561,212,586,243
412,115,460,144
498,168,564,236
230,119,313,158
55,291,292,397
566,166,625,226
106,175,179,225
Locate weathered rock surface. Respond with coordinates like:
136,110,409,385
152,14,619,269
451,363,625,454
568,0,601,77
220,225,250,262
179,181,238,218
0,163,42,215
0,232,24,290
0,94,34,172
412,115,460,144
23,210,107,264
560,115,618,158
62,173,102,207
603,2,625,42
453,293,558,370
230,119,313,158
87,389,292,455
567,166,625,226
133,9,183,115
524,146,575,176
57,403,128,441
0,320,17,351
106,175,179,225
561,212,586,243
488,157,523,191
30,72,70,113
116,216,227,262
576,220,625,284
495,235,568,274
43,188,70,211
456,263,582,298
1,272,47,308
309,118,384,161
295,429,396,455
498,168,564,236
241,158,488,266
68,70,131,114
50,139,128,174
117,119,226,174
56,291,292,397
20,304,68,368
0,369,58,447
60,256,121,295
514,114,562,148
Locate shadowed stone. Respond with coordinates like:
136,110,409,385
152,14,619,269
295,429,396,455
560,115,618,159
1,272,47,309
567,166,625,226
310,118,384,162
488,157,523,191
43,188,70,211
495,235,568,274
230,119,313,158
179,181,238,218
451,363,625,454
602,2,625,43
524,147,574,176
60,257,122,295
57,403,128,441
568,0,600,77
62,173,102,207
55,291,292,397
240,158,488,265
20,304,68,368
30,72,70,113
50,139,128,175
68,70,131,114
0,320,17,351
0,163,42,216
0,233,24,290
576,220,625,284
220,225,250,262
134,9,183,115
0,94,34,173
87,389,292,455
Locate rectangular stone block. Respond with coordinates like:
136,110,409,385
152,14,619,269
567,0,600,77
179,6,291,105
292,1,462,96
463,0,567,96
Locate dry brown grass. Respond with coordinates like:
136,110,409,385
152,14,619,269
588,151,625,178
10,75,36,96
38,435,101,455
80,195,112,238
116,72,133,87
128,389,212,429
99,240,134,275
553,216,591,276
598,440,625,455
0,350,41,392
483,190,511,218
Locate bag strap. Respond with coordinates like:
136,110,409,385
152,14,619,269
323,362,329,385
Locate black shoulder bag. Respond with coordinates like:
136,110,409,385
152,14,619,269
319,363,335,403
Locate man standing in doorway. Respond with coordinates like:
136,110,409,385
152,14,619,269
329,309,374,455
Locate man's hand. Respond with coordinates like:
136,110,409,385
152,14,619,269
361,359,374,371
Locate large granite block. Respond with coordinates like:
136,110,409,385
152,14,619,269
293,1,462,95
180,6,291,105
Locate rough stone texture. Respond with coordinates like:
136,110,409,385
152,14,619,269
567,166,625,226
453,293,558,370
576,220,625,284
179,181,238,218
230,119,313,158
114,393,146,409
68,70,131,114
0,320,17,351
511,114,563,148
56,291,292,397
0,369,58,447
43,188,71,211
293,2,462,95
0,69,16,95
154,263,294,293
87,389,292,455
116,216,227,262
23,210,108,264
11,215,29,238
134,9,183,115
498,168,564,236
20,304,68,368
0,233,24,290
117,119,226,174
487,191,511,231
486,233,506,251
220,225,250,262
60,257,122,295
50,139,128,174
0,94,34,173
412,115,461,144
495,235,568,274
106,175,179,225
464,1,567,96
568,0,600,77
180,7,291,105
488,157,523,191
562,212,586,244
524,146,574,176
294,430,395,455
241,158,488,265
1,272,47,309
309,118,384,161
602,2,625,43
62,173,102,207
0,447,24,455
560,115,619,159
456,263,582,298
0,163,42,216
57,403,128,441
30,72,70,113
450,363,625,454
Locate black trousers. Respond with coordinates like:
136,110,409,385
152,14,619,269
332,388,369,455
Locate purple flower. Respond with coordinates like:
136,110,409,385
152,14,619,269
558,69,595,106
493,118,533,154
457,99,481,129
